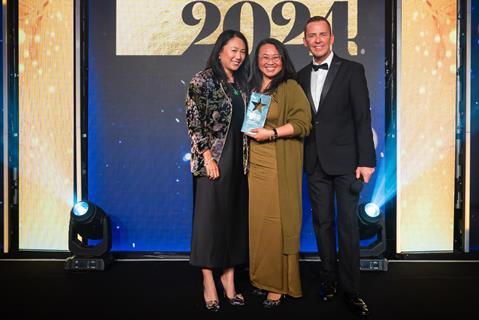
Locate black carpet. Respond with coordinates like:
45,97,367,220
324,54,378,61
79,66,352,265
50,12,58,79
0,260,477,318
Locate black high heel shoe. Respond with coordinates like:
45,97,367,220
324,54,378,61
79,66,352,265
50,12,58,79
223,291,245,306
263,294,285,309
205,299,220,312
220,277,245,306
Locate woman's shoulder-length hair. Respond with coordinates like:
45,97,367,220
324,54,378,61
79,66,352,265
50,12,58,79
249,38,296,94
205,29,250,91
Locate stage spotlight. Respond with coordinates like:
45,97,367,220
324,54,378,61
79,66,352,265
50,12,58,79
358,202,386,259
72,201,89,217
359,203,381,227
65,201,113,271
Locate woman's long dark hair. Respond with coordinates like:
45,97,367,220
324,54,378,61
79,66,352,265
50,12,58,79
249,38,296,94
206,29,250,91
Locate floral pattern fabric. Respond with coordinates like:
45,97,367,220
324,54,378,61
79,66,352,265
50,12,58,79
185,68,249,176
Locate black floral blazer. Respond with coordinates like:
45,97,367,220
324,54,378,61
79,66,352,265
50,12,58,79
185,68,249,176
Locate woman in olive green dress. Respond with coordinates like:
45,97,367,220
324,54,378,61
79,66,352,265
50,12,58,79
245,38,311,308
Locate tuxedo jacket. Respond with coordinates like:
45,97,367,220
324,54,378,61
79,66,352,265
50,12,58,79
297,54,376,175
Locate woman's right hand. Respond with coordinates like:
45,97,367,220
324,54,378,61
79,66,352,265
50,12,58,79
245,128,274,142
205,158,220,180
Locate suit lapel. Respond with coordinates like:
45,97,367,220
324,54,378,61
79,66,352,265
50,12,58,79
301,63,316,114
318,55,341,113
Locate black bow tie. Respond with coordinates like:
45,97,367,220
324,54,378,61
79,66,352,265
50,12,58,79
312,63,328,71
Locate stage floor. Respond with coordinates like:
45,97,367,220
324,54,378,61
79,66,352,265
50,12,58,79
0,259,477,317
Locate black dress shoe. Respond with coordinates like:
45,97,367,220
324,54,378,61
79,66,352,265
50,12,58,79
344,294,370,317
319,281,337,301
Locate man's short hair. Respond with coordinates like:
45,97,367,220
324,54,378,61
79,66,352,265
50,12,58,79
303,16,332,36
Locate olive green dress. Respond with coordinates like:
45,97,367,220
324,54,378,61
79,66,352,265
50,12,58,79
248,94,302,297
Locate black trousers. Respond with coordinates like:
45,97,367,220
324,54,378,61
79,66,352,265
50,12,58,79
307,164,360,295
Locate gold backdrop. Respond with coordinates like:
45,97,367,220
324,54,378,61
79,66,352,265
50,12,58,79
397,0,456,252
18,0,74,250
116,0,359,56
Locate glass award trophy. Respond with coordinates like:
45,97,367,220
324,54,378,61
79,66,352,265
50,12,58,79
241,92,272,133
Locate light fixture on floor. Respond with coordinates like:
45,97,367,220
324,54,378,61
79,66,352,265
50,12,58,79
358,202,387,270
65,201,113,271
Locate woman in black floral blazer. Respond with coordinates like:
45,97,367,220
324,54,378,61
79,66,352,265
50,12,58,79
185,29,250,312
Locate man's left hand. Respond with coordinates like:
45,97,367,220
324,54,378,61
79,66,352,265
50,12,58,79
356,167,375,183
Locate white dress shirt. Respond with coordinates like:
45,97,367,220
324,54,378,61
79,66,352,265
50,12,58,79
310,52,334,112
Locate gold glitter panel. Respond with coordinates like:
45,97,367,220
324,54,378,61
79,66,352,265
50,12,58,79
18,0,74,250
116,0,358,55
397,0,456,252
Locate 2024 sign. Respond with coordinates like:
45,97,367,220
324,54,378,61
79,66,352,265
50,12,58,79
181,1,358,54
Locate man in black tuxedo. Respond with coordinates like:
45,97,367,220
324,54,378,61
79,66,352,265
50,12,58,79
297,16,376,317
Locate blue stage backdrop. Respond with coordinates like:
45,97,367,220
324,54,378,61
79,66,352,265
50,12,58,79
470,0,479,251
88,0,385,252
